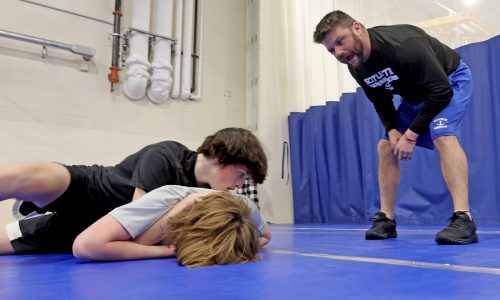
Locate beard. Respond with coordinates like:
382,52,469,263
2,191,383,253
348,30,365,67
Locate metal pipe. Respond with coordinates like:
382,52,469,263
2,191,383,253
19,0,113,25
128,27,177,44
191,0,199,96
108,0,122,92
180,0,194,100
111,0,122,69
0,28,95,61
171,0,183,99
189,0,204,100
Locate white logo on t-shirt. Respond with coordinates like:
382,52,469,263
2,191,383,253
364,67,399,90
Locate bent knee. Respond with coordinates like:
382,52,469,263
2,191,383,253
377,140,392,155
433,135,459,150
0,162,71,203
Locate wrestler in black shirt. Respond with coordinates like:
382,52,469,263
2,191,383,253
349,24,460,134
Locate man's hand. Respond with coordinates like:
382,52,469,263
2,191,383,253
387,129,403,150
393,129,418,160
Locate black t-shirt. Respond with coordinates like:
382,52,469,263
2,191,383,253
14,141,200,254
348,24,461,134
83,141,199,209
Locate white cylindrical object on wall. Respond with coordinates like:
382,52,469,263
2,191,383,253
171,0,183,99
180,0,194,100
147,0,174,104
123,0,151,100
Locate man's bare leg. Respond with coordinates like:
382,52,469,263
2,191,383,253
365,140,399,240
434,136,471,218
434,135,477,244
378,140,400,219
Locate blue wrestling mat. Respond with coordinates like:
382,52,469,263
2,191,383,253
1,224,500,299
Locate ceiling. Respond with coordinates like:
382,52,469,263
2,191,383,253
340,0,499,48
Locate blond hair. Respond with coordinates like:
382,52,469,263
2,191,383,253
164,192,260,267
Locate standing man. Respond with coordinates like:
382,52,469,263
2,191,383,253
313,11,477,244
0,127,268,254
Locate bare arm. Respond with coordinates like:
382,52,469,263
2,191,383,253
72,214,176,261
135,191,214,245
259,223,272,247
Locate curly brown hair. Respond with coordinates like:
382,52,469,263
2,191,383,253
313,10,360,44
197,128,267,184
164,191,260,267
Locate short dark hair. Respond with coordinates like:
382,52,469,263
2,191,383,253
197,128,268,184
313,10,358,44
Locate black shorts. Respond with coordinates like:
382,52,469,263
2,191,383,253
9,213,91,253
8,165,131,254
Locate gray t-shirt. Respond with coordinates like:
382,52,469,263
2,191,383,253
109,185,267,239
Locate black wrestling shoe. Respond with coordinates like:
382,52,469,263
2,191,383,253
365,212,397,240
435,212,479,245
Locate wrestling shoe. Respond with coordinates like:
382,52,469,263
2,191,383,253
11,200,46,220
365,212,397,240
435,212,478,245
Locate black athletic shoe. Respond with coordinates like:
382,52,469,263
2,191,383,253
435,212,479,245
365,212,397,240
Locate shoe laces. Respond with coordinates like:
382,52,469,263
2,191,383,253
446,213,469,230
370,212,389,221
369,213,393,227
370,216,386,222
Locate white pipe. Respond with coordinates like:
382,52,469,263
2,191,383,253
147,0,174,104
189,0,203,100
180,0,194,100
171,0,183,99
123,0,151,100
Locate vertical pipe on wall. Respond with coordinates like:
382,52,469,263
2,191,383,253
147,0,174,104
245,0,258,130
189,0,203,100
123,0,151,100
108,0,122,92
180,0,194,100
171,0,183,99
